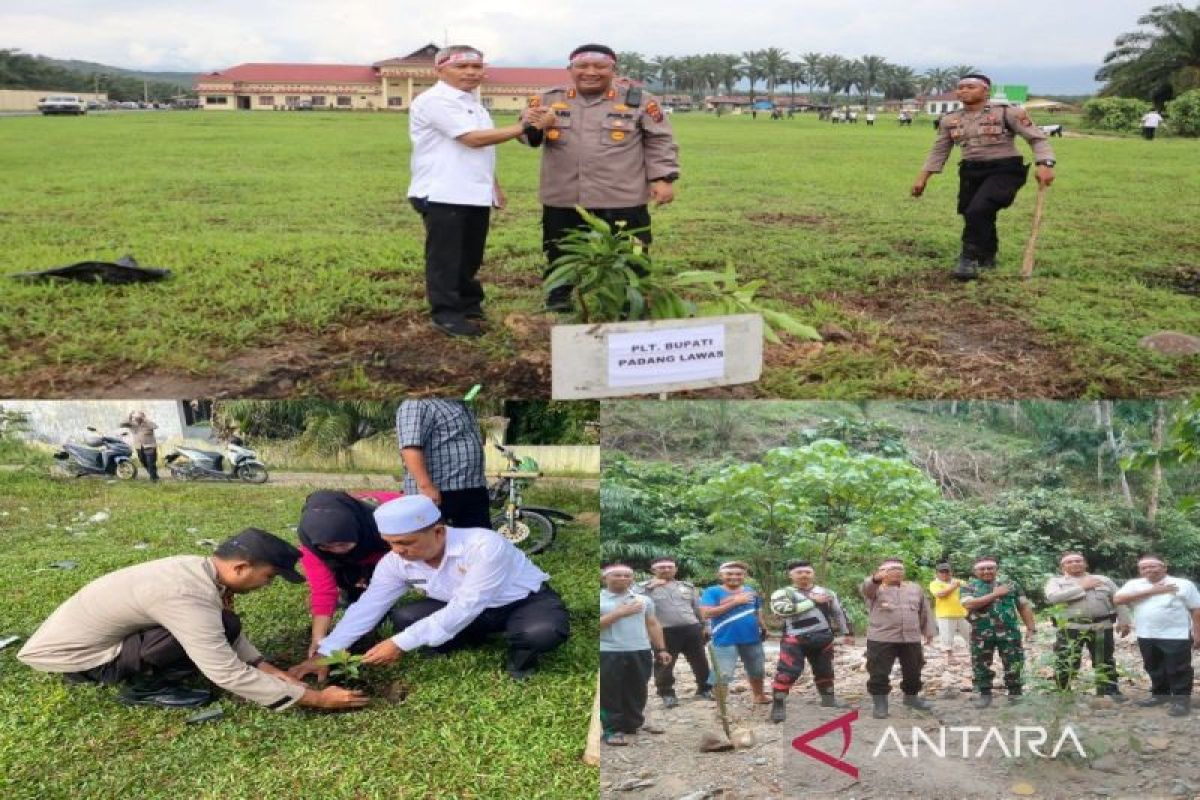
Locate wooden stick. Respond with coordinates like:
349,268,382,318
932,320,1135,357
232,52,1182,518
1020,184,1048,279
583,673,601,766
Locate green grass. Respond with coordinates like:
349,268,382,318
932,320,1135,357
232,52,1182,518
1,111,1197,397
0,470,598,799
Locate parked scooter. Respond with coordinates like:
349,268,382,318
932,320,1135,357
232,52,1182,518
165,437,269,483
488,442,573,554
52,426,137,480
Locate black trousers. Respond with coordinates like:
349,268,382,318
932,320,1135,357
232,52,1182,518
773,631,836,694
67,610,242,684
1142,127,1157,141
411,199,490,322
542,205,652,284
440,486,492,530
865,640,924,696
137,446,159,481
387,585,569,672
600,650,653,734
957,157,1029,261
1138,637,1194,696
1053,626,1118,694
653,623,710,696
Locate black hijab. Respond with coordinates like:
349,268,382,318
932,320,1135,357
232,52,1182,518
297,490,390,579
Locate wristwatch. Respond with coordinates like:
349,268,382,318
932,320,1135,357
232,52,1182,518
655,173,680,183
1036,159,1056,167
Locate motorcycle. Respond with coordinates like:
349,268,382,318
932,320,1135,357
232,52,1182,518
165,437,269,483
488,443,573,554
52,427,137,480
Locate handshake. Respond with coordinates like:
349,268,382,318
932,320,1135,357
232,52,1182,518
520,106,557,130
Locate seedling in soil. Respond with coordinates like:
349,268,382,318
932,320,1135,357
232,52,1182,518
318,650,366,686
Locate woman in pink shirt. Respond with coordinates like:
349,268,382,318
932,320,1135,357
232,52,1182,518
297,490,400,656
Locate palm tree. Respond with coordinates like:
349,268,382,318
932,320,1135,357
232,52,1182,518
881,64,918,100
818,54,849,103
650,55,678,91
741,49,767,104
1097,3,1200,105
781,60,806,107
949,64,979,82
760,47,790,100
617,51,653,83
859,54,888,110
213,400,399,463
715,53,743,96
801,51,825,98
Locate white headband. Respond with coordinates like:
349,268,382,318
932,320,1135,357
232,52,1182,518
571,51,615,65
1138,557,1166,567
718,562,746,572
437,50,484,67
603,565,633,577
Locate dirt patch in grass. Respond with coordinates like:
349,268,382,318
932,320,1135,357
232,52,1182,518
1147,264,1200,297
1,312,554,398
827,274,1090,397
744,211,833,229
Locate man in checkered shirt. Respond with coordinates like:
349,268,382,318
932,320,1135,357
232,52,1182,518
396,399,490,529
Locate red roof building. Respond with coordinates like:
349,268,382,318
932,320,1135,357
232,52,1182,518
195,44,571,112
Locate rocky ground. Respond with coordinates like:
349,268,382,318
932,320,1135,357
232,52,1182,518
601,636,1200,800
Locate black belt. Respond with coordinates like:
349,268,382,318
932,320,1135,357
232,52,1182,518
1066,613,1117,625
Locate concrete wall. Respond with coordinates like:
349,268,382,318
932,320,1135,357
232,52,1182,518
254,438,600,476
3,400,187,446
0,90,108,112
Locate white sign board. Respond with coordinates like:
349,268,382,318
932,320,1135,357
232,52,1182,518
551,314,763,399
607,324,726,387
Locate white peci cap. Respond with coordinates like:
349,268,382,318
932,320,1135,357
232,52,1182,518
374,495,442,535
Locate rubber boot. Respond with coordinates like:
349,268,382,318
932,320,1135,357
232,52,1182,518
952,255,980,281
770,690,788,723
819,690,849,709
749,677,770,705
902,694,933,711
872,694,889,719
1168,697,1191,717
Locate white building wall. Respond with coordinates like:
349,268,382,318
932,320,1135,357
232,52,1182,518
2,401,187,446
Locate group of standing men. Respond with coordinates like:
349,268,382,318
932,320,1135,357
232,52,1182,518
407,43,680,337
601,550,1199,743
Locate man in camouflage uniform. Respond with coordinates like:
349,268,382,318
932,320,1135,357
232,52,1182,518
960,556,1038,708
522,44,680,311
635,557,712,707
911,74,1057,280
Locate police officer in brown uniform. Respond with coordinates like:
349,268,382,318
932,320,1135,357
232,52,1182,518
523,44,680,311
912,74,1056,280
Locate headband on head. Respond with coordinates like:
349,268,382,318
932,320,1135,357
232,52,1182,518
718,562,747,572
1059,553,1085,564
602,564,633,577
973,558,998,568
650,558,676,567
1137,557,1166,566
437,50,484,67
571,51,616,66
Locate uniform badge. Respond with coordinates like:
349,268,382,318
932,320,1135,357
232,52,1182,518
527,96,541,108
551,102,569,110
610,130,626,141
613,103,628,112
547,129,561,140
646,100,663,123
612,120,623,127
605,88,616,99
567,88,577,99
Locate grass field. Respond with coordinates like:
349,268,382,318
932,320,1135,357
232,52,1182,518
0,470,598,799
1,110,1197,398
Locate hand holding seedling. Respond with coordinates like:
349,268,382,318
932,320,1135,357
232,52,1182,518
362,638,404,666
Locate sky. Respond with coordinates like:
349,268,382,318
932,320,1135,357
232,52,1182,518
2,0,1157,93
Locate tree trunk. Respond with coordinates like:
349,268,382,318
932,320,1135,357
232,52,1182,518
1099,401,1134,508
1147,401,1166,523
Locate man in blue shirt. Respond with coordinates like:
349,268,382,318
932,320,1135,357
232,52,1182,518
700,561,769,705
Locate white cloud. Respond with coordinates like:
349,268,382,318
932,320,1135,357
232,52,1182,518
1,0,1149,71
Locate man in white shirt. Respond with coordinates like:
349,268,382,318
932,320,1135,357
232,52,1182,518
1141,109,1164,140
408,45,554,337
1114,554,1200,716
288,495,569,681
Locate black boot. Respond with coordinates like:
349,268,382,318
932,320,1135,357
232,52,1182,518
903,694,933,711
118,683,212,708
1168,697,1191,717
952,255,980,281
978,254,997,269
820,691,849,708
770,690,788,723
1137,695,1169,707
872,695,889,719
972,693,993,709
662,693,679,709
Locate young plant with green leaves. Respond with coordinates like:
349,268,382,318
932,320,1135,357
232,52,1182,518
545,208,820,343
317,650,366,684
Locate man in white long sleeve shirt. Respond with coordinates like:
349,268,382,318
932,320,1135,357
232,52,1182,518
289,494,569,680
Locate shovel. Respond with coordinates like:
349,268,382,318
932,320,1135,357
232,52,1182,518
1020,184,1048,279
700,642,735,752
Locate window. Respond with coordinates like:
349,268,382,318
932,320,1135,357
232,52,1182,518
388,97,404,107
337,96,351,107
258,96,274,106
285,96,300,106
311,96,326,106
205,96,228,105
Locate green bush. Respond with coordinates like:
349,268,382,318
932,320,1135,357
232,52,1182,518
1164,88,1200,137
1082,96,1152,132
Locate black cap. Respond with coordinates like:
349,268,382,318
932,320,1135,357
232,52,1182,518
219,528,304,583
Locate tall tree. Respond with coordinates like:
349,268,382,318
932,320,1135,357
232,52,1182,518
1097,3,1200,105
859,54,888,110
741,50,766,103
761,47,790,99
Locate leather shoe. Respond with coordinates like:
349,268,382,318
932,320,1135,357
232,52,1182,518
118,683,213,708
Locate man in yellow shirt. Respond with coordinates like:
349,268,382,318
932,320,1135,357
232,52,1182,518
929,563,970,665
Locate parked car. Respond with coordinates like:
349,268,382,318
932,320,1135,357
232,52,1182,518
38,95,87,115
